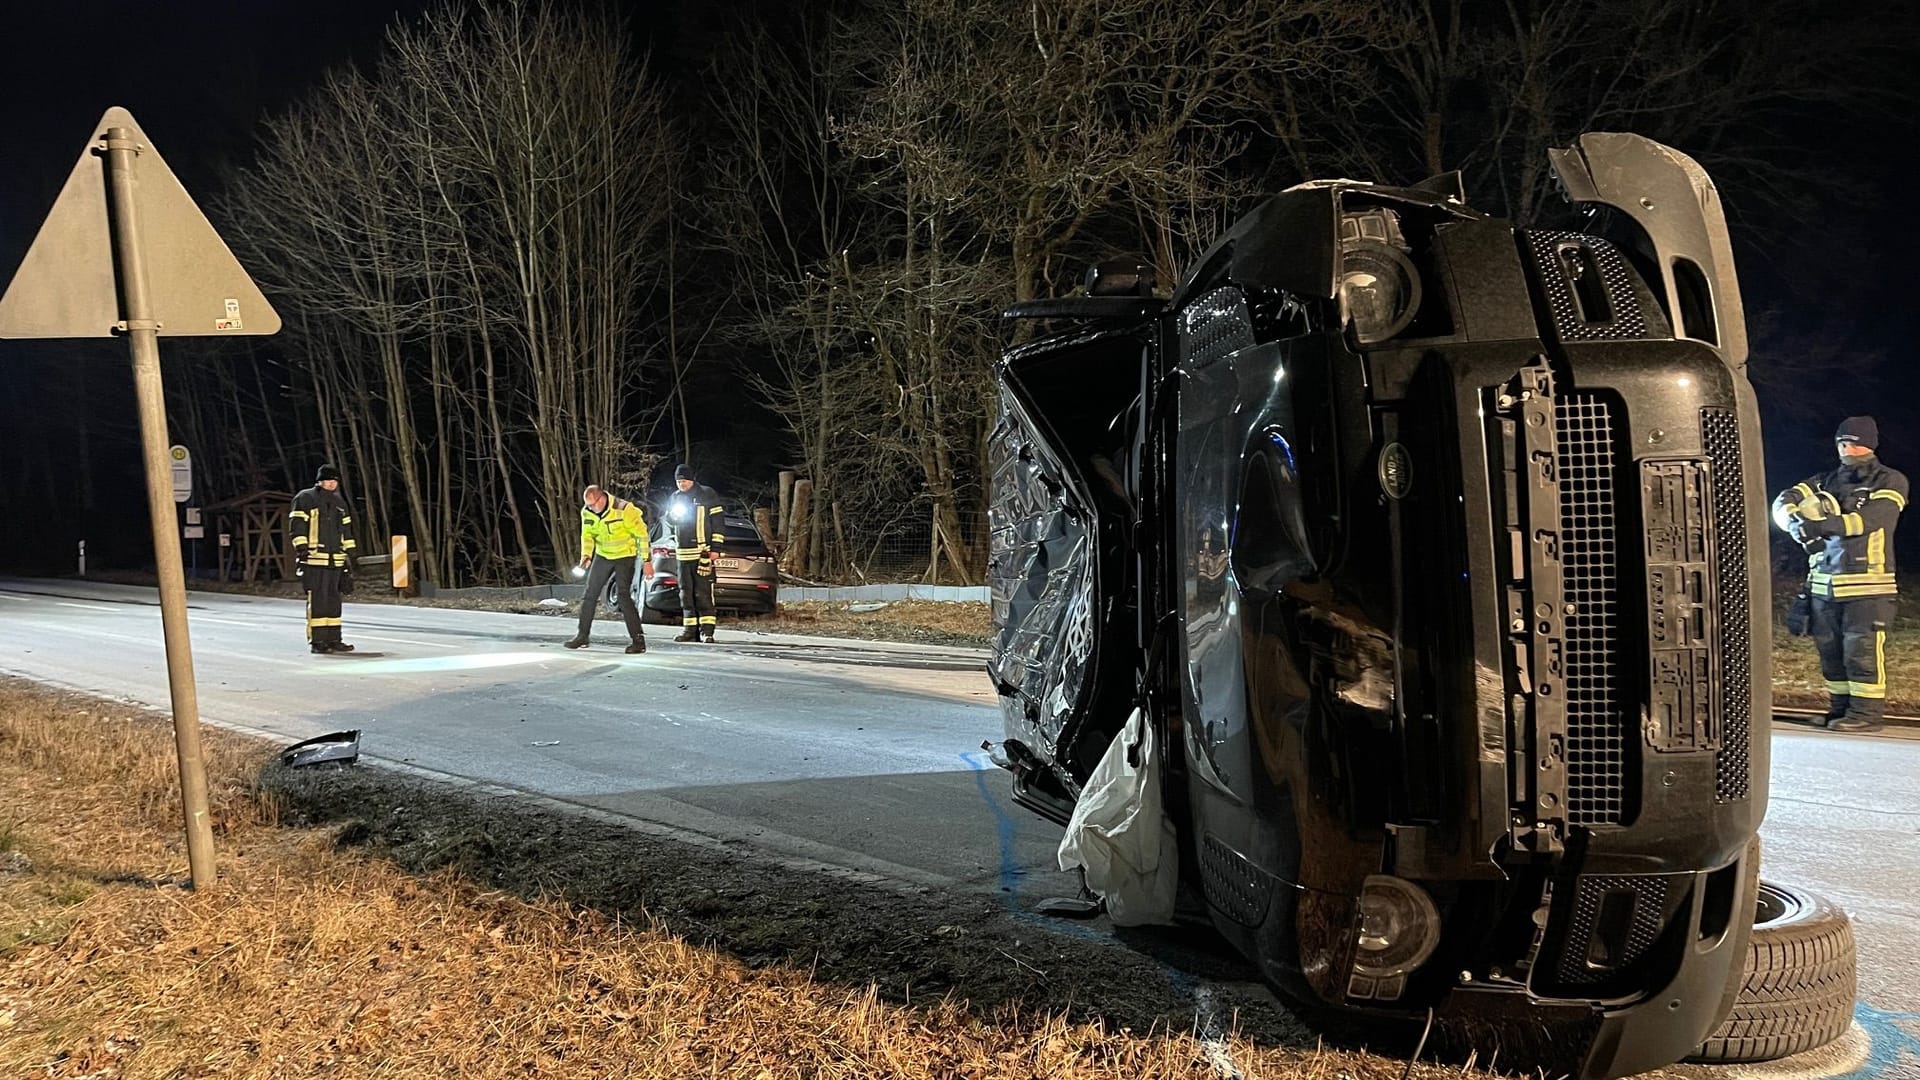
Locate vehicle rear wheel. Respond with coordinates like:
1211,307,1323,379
1689,880,1856,1064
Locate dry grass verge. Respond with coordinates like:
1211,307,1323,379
749,599,991,648
1,678,1484,1079
1769,586,1919,714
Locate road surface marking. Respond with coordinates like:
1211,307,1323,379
55,601,114,612
14,625,306,668
345,633,460,650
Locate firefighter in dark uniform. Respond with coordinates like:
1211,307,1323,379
1772,416,1907,732
289,464,358,654
671,463,726,643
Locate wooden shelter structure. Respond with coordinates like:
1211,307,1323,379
206,490,296,582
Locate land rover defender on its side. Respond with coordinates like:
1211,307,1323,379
986,134,1850,1077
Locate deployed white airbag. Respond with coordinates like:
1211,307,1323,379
1057,706,1179,926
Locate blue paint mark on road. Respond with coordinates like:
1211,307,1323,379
961,749,1026,901
1836,1001,1920,1079
958,750,1197,955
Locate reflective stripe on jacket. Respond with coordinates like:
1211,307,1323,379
580,497,649,561
673,484,725,562
289,485,357,568
1772,455,1907,599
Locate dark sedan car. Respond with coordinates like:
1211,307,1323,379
636,511,779,622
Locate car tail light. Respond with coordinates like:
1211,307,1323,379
659,577,678,588
756,583,770,589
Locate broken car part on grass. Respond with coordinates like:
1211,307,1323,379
279,730,361,769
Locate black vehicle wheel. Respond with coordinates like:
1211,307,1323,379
1689,880,1857,1064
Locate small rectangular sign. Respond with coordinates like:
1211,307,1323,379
185,507,201,525
184,525,205,539
169,444,191,503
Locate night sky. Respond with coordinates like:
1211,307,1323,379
2,1,1917,571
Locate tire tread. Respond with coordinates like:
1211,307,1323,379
1689,881,1857,1065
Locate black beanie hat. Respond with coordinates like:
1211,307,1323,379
316,464,341,483
674,464,694,482
1835,416,1879,451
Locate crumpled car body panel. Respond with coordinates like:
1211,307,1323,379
986,381,1099,774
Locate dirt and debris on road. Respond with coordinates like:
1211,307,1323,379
1,677,1500,1079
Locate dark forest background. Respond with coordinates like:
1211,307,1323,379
2,0,1916,586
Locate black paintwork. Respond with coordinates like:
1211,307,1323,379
988,136,1773,1080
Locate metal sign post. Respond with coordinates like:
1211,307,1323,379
0,108,283,891
104,125,216,888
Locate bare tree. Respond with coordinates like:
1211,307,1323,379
1307,0,1907,223
220,0,679,584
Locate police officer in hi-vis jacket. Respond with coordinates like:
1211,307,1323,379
565,485,651,653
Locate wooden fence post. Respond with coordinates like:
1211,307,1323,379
777,470,796,542
788,479,813,576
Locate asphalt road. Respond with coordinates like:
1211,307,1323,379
0,577,1076,903
2,578,1916,1078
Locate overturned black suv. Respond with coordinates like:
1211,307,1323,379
988,134,1855,1077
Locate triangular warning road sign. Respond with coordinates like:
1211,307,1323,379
0,107,281,340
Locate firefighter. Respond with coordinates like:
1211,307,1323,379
289,464,358,654
565,485,651,653
1771,416,1907,733
670,464,726,643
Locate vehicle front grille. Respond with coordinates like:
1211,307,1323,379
1521,232,1660,342
1555,393,1627,826
1555,874,1669,985
1200,833,1274,927
1703,408,1752,802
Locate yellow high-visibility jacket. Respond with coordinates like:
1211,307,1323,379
580,496,650,561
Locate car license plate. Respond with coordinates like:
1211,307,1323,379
716,558,744,570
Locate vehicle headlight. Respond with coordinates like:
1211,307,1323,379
1338,241,1422,346
1352,874,1442,979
